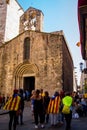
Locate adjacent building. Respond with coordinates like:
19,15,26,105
78,0,87,93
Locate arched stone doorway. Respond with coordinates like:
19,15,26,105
13,62,39,94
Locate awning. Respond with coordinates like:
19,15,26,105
78,0,87,59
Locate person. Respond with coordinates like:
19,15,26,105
17,89,25,125
30,90,36,122
3,89,21,130
43,91,50,123
47,91,61,126
62,92,73,130
58,90,65,125
2,94,5,107
25,89,30,101
31,89,45,128
0,93,2,109
80,96,87,116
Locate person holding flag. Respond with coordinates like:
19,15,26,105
3,89,21,130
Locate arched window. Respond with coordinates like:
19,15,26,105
23,37,30,60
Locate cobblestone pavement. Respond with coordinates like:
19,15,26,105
0,102,87,130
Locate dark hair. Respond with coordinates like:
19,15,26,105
45,91,49,96
36,89,40,95
14,89,18,94
54,91,59,97
65,92,70,96
19,89,23,95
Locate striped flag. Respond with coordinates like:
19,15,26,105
3,96,21,111
47,96,61,114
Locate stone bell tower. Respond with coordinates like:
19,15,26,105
19,7,44,33
0,0,23,45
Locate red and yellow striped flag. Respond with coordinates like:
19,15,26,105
47,96,61,114
3,96,21,111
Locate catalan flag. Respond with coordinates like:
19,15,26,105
3,96,21,111
47,96,61,114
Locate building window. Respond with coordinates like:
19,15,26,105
23,37,30,60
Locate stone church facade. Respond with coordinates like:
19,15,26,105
0,0,73,97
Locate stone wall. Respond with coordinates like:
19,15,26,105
0,30,62,96
62,36,73,92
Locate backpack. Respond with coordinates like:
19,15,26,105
62,105,70,114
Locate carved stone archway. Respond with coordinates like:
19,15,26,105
13,62,39,90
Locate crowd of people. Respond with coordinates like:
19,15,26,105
24,89,87,130
1,89,87,130
29,89,87,130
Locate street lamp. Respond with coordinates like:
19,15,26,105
80,62,83,72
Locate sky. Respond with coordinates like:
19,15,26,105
18,0,84,85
